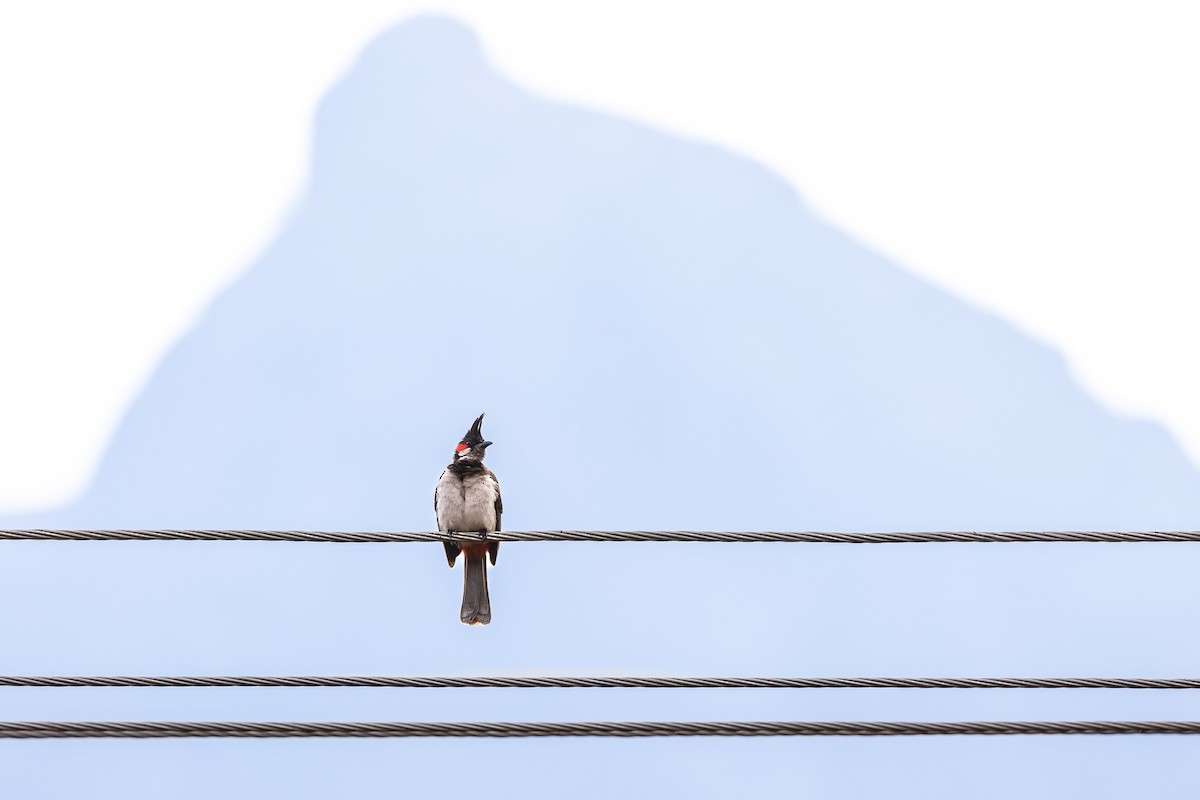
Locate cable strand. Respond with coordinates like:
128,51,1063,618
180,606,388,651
4,529,1200,543
1,721,1198,738
3,676,1200,689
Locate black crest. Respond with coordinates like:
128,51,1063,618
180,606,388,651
460,413,486,447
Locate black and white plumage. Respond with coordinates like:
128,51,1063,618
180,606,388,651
434,413,502,625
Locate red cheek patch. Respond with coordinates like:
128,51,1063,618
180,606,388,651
456,443,468,452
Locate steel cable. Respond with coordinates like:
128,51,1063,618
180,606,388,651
4,529,1200,543
3,676,1200,689
1,721,1198,738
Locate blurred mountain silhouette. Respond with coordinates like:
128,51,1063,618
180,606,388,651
3,15,1199,800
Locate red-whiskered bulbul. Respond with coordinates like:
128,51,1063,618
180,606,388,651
435,413,502,625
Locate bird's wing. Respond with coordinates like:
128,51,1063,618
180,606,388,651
492,474,503,529
435,470,460,566
489,471,502,566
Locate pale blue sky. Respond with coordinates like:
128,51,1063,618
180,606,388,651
1,9,1199,799
3,16,1200,798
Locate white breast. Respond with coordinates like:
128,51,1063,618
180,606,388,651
435,469,499,533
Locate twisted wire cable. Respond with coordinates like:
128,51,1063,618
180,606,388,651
4,529,1200,543
1,721,1198,738
3,676,1200,689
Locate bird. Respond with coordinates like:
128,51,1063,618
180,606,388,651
434,413,503,625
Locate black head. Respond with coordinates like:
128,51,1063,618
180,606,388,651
453,413,493,462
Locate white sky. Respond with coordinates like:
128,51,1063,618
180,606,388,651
1,0,1197,512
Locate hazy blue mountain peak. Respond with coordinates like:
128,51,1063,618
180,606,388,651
3,16,1199,798
11,17,1198,534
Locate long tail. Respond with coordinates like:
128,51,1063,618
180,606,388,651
460,548,491,625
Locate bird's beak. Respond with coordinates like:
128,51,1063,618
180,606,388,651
481,441,493,449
